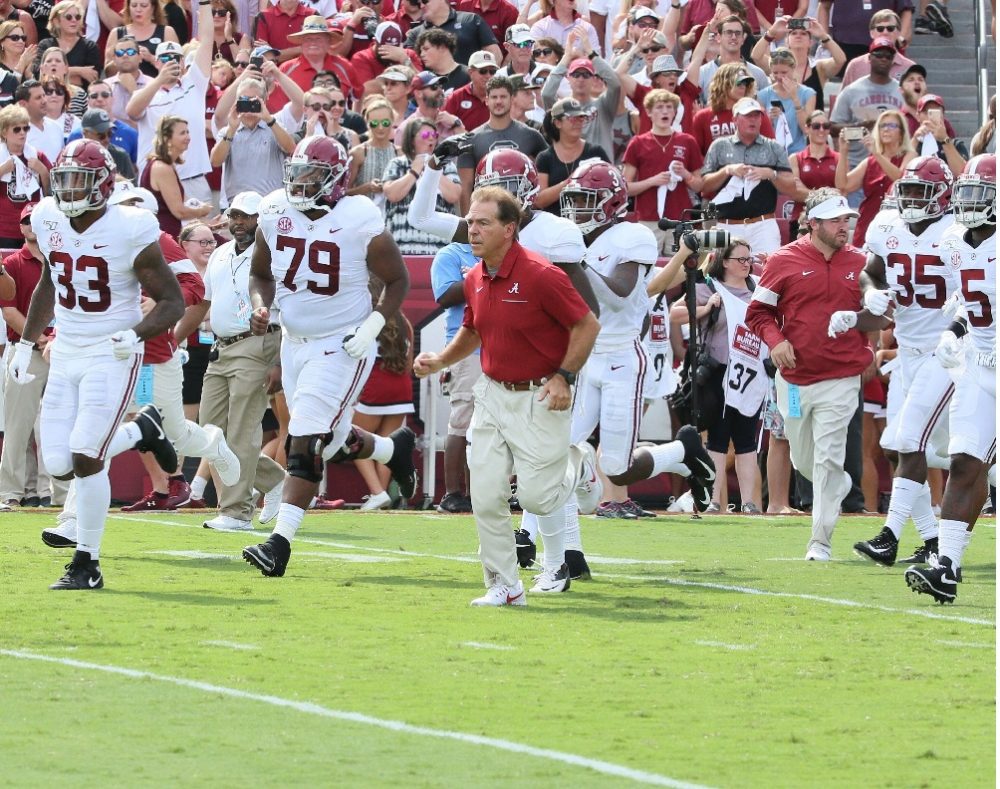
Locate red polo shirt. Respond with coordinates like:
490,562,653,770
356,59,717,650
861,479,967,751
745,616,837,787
268,54,359,111
257,2,312,53
462,241,589,381
142,233,201,365
456,0,519,45
0,246,50,343
745,235,873,386
352,44,423,87
444,83,489,132
790,147,838,221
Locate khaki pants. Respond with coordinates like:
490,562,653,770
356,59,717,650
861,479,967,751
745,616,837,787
467,376,583,588
639,220,674,257
776,372,859,554
199,332,284,520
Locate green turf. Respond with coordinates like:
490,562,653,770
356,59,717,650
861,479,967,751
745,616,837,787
1,509,995,788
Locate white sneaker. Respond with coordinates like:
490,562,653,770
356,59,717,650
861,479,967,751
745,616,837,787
529,563,571,593
470,579,527,607
42,518,78,548
258,480,284,524
203,514,253,531
574,442,602,515
360,490,391,511
204,425,241,487
805,546,831,561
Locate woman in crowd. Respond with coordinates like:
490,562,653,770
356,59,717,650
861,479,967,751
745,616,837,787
531,37,563,68
691,62,774,155
534,99,610,213
301,85,358,151
381,118,459,255
756,48,814,153
787,109,837,237
208,0,248,64
42,77,80,141
38,47,86,116
105,0,180,79
751,16,843,112
970,94,995,156
527,0,600,52
668,236,765,514
0,104,48,248
835,108,914,246
141,115,213,239
348,98,397,202
35,1,99,88
353,276,415,511
0,21,37,79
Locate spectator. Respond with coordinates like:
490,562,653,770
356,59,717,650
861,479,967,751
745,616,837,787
141,114,213,238
531,35,562,68
752,16,843,113
840,10,914,87
415,29,468,91
702,96,795,253
207,0,249,63
609,3,662,56
834,108,914,245
698,15,770,101
353,275,415,511
528,0,600,54
508,72,545,128
255,0,311,62
267,16,358,112
691,63,774,156
970,94,996,156
176,220,215,430
669,236,766,513
210,57,235,89
817,0,913,71
298,84,358,148
404,0,501,66
104,34,151,127
910,93,967,176
105,0,182,79
18,79,62,162
384,0,421,39
41,77,80,141
746,188,872,560
382,117,460,254
787,109,838,237
828,37,904,173
443,49,496,130
755,0,808,28
898,62,927,132
332,0,386,59
77,108,137,180
393,70,465,146
210,77,296,204
541,29,621,160
497,22,533,77
457,0,518,46
0,21,37,82
680,0,767,42
618,40,702,136
377,66,414,126
535,100,611,216
68,79,139,163
456,74,547,209
347,97,397,200
0,105,48,247
35,0,98,87
37,46,85,115
619,27,669,80
0,1,36,49
622,88,704,254
757,47,815,154
214,52,306,138
353,20,422,98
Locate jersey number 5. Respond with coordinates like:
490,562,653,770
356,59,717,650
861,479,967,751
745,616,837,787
277,235,341,296
960,269,994,328
49,251,111,312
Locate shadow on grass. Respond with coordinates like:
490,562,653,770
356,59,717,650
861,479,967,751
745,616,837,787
102,589,275,605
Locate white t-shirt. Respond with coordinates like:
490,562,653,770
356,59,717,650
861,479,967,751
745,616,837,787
135,65,211,179
27,117,65,164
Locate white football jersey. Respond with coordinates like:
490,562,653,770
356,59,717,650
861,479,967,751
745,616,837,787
865,209,954,350
521,210,587,264
258,191,384,340
584,222,659,352
940,223,996,357
32,197,158,344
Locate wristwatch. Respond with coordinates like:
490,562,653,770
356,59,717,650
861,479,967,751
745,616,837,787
555,368,577,386
266,118,276,127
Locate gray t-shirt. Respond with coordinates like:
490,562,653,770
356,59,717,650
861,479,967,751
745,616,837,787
541,56,621,160
457,119,548,170
829,77,904,168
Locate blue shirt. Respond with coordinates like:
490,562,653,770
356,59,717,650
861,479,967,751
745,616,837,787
430,242,478,351
757,84,816,155
68,120,138,164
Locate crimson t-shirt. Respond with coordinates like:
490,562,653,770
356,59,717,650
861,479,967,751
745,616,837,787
622,131,704,221
634,79,701,136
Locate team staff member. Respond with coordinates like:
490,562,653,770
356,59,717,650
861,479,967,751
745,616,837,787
745,188,873,561
414,185,601,607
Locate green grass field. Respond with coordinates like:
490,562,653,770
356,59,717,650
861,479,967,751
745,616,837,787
1,508,995,788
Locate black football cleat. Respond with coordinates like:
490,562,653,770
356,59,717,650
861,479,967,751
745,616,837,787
899,538,938,565
133,405,178,474
853,526,898,567
904,555,958,605
677,426,715,513
242,535,290,578
386,427,418,501
565,549,591,581
50,550,103,590
514,528,536,568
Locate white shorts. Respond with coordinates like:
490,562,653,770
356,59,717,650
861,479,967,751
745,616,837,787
571,340,647,477
40,339,142,473
281,333,375,445
880,350,953,456
642,345,677,400
948,359,996,464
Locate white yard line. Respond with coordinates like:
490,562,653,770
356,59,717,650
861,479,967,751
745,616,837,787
460,642,516,651
201,640,260,651
934,640,995,649
693,641,755,651
0,649,711,789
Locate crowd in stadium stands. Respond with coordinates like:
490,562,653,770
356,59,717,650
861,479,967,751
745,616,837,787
0,0,994,573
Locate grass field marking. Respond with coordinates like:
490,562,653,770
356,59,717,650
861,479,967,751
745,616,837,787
0,648,713,789
461,642,516,651
200,640,260,651
296,552,406,563
693,641,756,651
934,640,995,649
147,551,239,560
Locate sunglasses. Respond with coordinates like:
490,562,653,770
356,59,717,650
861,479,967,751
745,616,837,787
158,54,181,63
873,24,897,32
115,47,139,56
9,124,27,133
309,102,333,111
368,118,392,128
880,121,901,129
43,86,65,95
4,34,26,42
475,67,497,75
568,71,592,78
532,47,553,57
234,60,249,67
809,121,831,130
512,40,533,48
89,90,112,99
641,45,664,54
419,129,438,139
211,7,228,15
422,83,442,91
359,0,381,4
61,13,82,20
870,50,894,59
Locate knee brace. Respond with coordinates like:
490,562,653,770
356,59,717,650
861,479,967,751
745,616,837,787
326,427,364,464
285,434,328,483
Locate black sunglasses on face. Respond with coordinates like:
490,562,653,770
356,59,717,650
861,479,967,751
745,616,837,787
810,122,832,129
5,34,26,42
532,47,553,57
874,24,897,32
475,67,497,75
89,90,112,98
9,124,27,133
641,45,663,54
234,60,249,67
211,8,228,16
158,54,181,63
309,102,333,111
43,86,65,95
62,13,82,20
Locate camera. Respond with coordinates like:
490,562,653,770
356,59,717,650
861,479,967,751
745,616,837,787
682,229,731,253
658,204,720,253
843,126,865,142
249,54,264,70
236,96,262,113
787,17,808,29
362,16,379,38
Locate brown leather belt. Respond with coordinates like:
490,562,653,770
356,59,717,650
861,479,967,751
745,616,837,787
217,324,278,348
498,378,547,391
720,213,776,225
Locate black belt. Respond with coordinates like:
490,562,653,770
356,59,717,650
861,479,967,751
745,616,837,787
217,325,278,348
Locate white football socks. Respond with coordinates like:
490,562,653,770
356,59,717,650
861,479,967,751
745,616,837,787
883,477,925,539
190,475,208,501
520,511,538,541
535,510,566,572
107,421,142,458
75,471,110,560
648,441,688,477
910,483,939,541
273,503,305,543
370,434,394,464
937,518,971,569
563,497,582,551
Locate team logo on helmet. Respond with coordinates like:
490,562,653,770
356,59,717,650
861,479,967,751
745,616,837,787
895,155,953,224
474,149,540,208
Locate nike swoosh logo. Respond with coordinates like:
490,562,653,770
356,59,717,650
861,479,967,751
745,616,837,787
88,574,102,587
329,228,341,234
802,271,814,276
990,257,997,262
476,286,484,292
94,243,108,249
151,421,165,441
598,254,610,261
611,364,624,371
695,458,716,480
505,593,521,604
324,350,337,355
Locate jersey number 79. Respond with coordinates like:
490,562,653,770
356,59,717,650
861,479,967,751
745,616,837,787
277,235,341,296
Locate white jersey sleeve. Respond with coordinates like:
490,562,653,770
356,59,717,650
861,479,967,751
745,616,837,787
520,211,587,263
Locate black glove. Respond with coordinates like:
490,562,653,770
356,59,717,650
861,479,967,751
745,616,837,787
681,231,700,254
431,133,473,168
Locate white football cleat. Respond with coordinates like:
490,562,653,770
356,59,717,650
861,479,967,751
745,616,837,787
203,514,253,531
529,563,571,593
470,579,527,607
258,480,284,524
42,518,78,548
805,546,831,562
574,442,602,515
359,490,391,511
204,425,241,487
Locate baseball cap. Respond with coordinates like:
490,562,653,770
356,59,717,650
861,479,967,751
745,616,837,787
869,36,896,53
917,93,945,111
651,55,683,75
734,68,755,84
900,63,927,81
568,57,596,75
154,41,183,58
374,21,403,45
509,74,540,92
411,70,445,91
807,194,859,220
551,96,591,119
468,51,498,70
631,6,660,22
19,203,35,222
289,15,334,39
81,108,112,133
251,44,279,58
380,68,411,83
733,97,763,115
108,181,157,212
505,23,532,45
227,191,262,216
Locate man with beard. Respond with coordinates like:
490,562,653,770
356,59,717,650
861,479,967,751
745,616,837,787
394,70,465,146
352,21,422,95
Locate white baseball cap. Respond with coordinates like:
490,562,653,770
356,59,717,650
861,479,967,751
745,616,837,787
108,181,157,212
227,191,262,216
468,50,498,70
733,97,764,116
807,194,859,220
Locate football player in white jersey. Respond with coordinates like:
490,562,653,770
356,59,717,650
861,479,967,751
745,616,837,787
843,156,957,568
904,154,997,604
241,136,415,578
9,140,184,590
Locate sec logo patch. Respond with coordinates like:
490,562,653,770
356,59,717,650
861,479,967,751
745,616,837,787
48,232,62,249
277,216,293,233
886,236,899,249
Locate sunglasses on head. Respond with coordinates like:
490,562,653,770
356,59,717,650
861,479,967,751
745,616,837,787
419,129,438,139
4,34,26,42
115,47,139,56
9,124,27,133
641,45,663,54
874,24,897,32
532,47,553,57
809,121,832,130
211,7,228,15
89,90,112,99
368,118,392,128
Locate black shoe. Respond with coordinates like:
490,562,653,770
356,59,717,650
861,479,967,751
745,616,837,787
905,555,958,604
621,499,656,518
925,1,954,37
133,405,178,474
565,549,591,580
437,492,472,513
21,495,40,507
677,426,715,513
853,526,898,566
899,537,938,565
913,14,934,33
50,550,103,590
514,528,536,568
386,427,418,501
242,535,290,577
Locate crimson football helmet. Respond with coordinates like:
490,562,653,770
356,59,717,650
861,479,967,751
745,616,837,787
474,149,540,208
952,153,996,228
283,135,349,211
50,139,117,217
895,155,953,223
559,159,628,235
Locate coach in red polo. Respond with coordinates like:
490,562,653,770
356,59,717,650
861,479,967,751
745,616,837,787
413,185,600,607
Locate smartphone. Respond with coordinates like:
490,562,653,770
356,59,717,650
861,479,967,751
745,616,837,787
236,97,262,113
928,108,943,121
843,126,865,142
771,100,784,109
249,54,264,70
787,17,808,29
